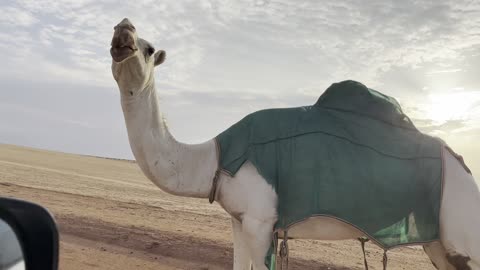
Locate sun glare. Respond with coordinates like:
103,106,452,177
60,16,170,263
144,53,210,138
425,91,480,124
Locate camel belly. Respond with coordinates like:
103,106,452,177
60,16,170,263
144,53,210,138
278,216,364,240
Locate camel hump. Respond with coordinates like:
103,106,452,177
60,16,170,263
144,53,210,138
315,80,415,130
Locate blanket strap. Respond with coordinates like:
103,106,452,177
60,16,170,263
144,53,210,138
279,231,289,270
358,238,369,270
208,169,221,203
383,250,388,270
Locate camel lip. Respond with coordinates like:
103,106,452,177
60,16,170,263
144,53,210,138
110,27,137,52
111,45,135,50
110,46,137,63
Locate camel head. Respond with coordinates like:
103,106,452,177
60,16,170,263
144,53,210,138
110,18,166,96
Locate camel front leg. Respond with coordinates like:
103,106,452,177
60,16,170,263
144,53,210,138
242,215,274,270
423,242,455,270
232,217,251,270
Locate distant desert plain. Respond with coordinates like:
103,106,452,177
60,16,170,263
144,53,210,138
0,144,436,269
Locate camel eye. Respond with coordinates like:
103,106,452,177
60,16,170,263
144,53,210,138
147,46,155,56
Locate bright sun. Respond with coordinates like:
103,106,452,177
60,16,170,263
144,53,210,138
425,91,480,123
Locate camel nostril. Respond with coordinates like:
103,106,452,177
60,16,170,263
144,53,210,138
115,18,136,33
120,18,132,26
111,28,135,48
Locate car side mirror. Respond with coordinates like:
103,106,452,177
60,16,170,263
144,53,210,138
0,217,23,270
0,197,59,270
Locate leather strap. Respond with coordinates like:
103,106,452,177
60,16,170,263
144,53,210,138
358,238,369,270
383,250,388,270
209,170,220,203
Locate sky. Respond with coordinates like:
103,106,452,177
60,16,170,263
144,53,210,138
0,0,480,174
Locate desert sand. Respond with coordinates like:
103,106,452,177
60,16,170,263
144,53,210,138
0,144,436,269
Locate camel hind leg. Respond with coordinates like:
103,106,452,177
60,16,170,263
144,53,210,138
439,148,480,269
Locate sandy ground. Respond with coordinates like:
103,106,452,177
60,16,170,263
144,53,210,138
0,144,436,270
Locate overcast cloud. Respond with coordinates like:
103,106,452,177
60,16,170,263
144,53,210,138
1,0,479,174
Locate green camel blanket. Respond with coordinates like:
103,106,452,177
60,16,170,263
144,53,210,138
215,80,443,250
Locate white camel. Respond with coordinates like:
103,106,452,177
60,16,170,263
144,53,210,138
110,18,480,270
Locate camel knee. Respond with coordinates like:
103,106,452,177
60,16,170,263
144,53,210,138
442,253,479,270
445,252,476,270
424,241,480,270
424,242,456,270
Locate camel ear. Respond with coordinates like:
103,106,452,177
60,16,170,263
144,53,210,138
154,50,166,66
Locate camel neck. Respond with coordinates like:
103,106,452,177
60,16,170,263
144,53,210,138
120,84,218,198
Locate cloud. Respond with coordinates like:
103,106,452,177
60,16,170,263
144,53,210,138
0,6,37,27
416,119,467,133
1,0,479,92
0,0,479,160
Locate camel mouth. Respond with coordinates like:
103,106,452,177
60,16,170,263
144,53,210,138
110,45,137,63
110,19,138,63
